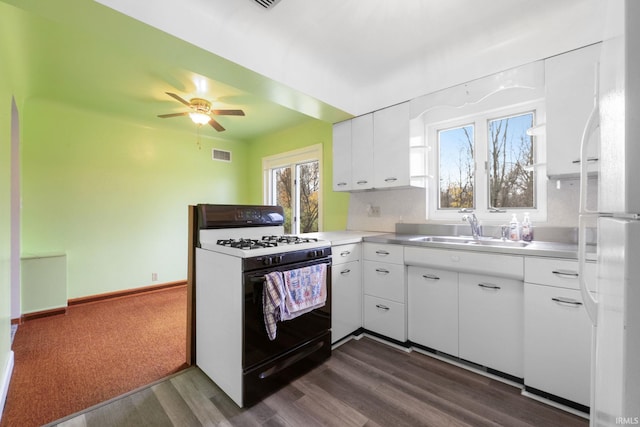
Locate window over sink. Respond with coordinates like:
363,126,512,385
426,101,546,223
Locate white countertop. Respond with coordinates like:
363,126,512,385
300,230,384,246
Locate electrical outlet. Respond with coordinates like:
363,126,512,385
369,206,381,217
151,273,158,281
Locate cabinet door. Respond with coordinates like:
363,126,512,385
364,295,406,342
331,260,362,343
373,102,410,188
524,284,591,406
332,120,352,191
546,43,601,177
351,114,374,190
408,266,458,357
458,273,524,378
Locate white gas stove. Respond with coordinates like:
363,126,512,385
194,204,332,408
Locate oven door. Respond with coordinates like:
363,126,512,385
243,258,331,370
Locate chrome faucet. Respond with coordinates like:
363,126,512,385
462,213,482,239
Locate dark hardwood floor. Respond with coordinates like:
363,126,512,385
49,337,588,427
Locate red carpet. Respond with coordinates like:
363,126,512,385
1,286,187,427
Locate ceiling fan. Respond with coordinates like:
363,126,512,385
157,92,245,132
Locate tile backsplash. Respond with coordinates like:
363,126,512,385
346,177,597,232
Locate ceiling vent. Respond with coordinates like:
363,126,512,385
254,0,281,9
212,148,232,162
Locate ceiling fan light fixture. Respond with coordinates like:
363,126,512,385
189,112,211,125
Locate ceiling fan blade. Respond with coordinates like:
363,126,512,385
212,109,245,116
165,92,191,107
208,118,226,132
157,112,189,118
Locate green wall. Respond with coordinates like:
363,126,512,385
0,1,24,411
20,99,249,299
246,119,350,231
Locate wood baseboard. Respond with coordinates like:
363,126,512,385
68,280,187,306
16,281,187,323
21,307,67,322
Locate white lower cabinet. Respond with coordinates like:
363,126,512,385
524,257,593,407
458,273,524,378
408,266,459,356
363,243,406,341
331,243,362,343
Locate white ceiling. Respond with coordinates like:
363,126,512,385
94,0,604,117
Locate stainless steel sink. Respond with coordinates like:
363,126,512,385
410,235,530,248
466,239,530,248
411,236,472,244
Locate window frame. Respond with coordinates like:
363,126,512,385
262,144,323,234
426,101,547,223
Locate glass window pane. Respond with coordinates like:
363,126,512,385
438,125,475,209
296,161,319,233
487,112,535,208
272,166,292,233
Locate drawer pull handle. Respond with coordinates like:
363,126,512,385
572,157,599,164
340,269,351,275
337,182,348,186
384,177,398,183
340,251,351,257
375,304,390,311
422,274,440,280
552,297,583,307
478,283,501,290
375,250,390,256
375,268,390,274
552,270,579,278
357,180,368,185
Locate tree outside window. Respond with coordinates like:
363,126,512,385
487,112,535,209
265,145,322,235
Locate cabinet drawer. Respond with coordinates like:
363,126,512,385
332,243,361,265
363,260,405,302
364,295,406,342
404,246,523,280
525,257,596,290
363,243,404,264
524,283,591,406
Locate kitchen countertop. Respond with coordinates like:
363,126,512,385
364,233,596,261
302,230,596,261
301,230,384,246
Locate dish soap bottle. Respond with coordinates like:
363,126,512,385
509,214,521,241
521,212,533,242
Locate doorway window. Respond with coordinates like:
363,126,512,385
263,144,322,234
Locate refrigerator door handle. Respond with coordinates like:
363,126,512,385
578,214,598,325
578,62,600,216
577,62,600,326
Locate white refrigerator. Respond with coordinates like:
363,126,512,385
579,1,640,425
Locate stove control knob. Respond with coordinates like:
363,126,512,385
274,255,283,264
262,257,273,266
309,250,322,258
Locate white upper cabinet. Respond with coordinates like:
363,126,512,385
351,114,375,190
332,102,425,192
546,43,601,178
373,102,411,188
332,120,353,191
